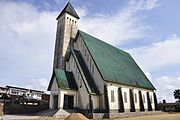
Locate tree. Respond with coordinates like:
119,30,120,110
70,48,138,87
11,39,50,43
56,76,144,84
174,89,180,100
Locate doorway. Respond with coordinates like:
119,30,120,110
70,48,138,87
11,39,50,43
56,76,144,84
63,95,74,109
53,95,58,109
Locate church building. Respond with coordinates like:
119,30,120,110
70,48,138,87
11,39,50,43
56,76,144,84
48,2,158,114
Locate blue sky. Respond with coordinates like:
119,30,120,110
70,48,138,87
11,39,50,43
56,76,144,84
0,0,180,102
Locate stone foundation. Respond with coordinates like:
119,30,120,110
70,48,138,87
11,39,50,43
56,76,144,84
135,109,140,112
87,111,162,119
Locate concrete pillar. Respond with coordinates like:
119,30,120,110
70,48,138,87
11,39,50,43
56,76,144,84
49,95,53,109
147,92,152,111
118,87,124,112
139,91,145,111
130,89,135,112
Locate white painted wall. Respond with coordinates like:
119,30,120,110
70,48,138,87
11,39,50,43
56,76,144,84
141,90,148,110
133,89,140,110
149,91,155,110
105,82,155,111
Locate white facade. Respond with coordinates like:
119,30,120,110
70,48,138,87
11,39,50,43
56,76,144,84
106,82,155,112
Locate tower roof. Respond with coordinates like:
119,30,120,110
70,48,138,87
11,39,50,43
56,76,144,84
56,2,80,20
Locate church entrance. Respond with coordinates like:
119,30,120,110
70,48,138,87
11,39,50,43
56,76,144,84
53,95,58,109
63,95,74,109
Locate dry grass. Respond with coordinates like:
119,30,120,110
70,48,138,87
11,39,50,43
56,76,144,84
29,113,180,120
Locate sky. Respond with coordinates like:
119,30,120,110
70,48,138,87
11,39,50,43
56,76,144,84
0,0,180,102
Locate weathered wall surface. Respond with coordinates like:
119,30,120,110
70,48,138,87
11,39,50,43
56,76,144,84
69,54,90,110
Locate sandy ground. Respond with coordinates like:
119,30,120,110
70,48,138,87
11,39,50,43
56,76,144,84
25,113,180,120
98,113,180,120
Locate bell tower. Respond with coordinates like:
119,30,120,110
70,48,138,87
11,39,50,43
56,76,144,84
53,2,80,70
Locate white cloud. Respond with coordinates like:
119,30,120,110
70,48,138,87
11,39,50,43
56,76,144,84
0,1,58,90
21,78,49,92
78,0,159,46
155,76,180,102
128,34,180,71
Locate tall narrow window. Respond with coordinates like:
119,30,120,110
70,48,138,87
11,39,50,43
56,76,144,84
111,90,115,102
143,94,146,103
80,39,82,47
124,92,127,103
77,72,79,80
150,95,152,103
77,42,79,49
80,78,82,88
134,93,137,103
71,57,73,62
90,59,91,71
92,64,94,74
87,54,89,61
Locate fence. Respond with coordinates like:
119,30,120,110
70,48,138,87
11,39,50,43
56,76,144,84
0,103,3,116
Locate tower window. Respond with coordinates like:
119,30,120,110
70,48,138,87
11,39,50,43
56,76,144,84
67,17,69,19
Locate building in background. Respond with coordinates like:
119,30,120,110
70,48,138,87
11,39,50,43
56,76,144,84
6,86,44,100
48,2,158,113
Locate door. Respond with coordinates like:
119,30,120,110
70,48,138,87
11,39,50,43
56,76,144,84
63,95,74,109
53,95,58,109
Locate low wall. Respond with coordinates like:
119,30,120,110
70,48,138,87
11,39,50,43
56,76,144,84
0,103,3,116
3,103,49,114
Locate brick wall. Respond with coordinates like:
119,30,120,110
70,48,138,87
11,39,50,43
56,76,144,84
0,103,3,116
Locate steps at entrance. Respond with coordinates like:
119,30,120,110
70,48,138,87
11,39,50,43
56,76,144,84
36,109,58,117
53,109,78,118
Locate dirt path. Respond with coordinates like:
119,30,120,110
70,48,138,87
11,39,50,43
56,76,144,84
2,113,180,120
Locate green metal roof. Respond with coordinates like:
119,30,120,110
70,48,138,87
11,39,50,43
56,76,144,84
78,30,156,90
48,69,77,91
